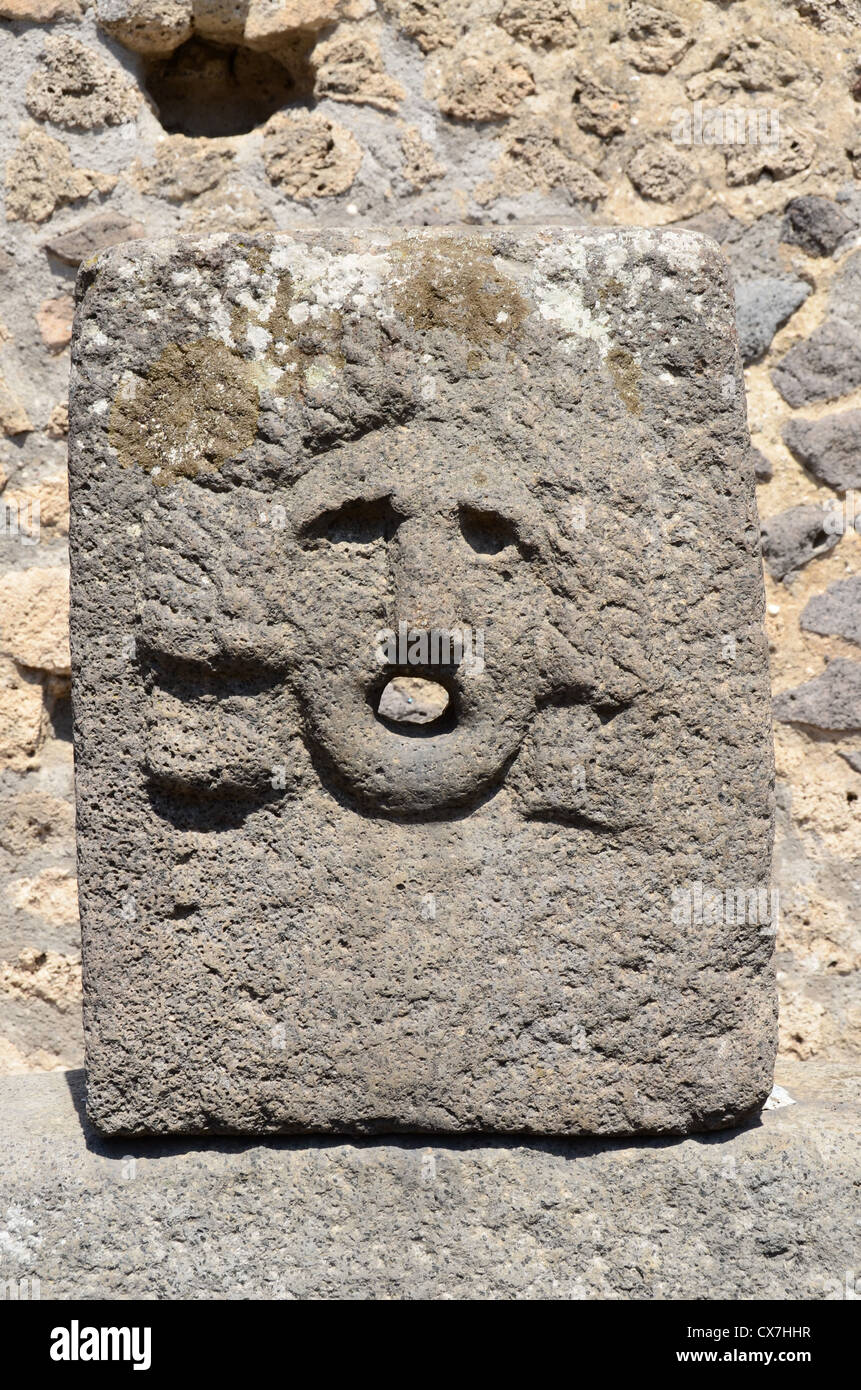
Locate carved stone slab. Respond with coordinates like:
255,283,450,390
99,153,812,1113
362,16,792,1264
69,228,776,1136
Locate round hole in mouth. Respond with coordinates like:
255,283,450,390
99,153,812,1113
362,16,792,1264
377,677,451,727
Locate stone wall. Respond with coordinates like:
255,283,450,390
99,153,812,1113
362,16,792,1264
1,0,859,1078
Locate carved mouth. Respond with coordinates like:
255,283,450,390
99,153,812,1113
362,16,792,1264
372,669,458,734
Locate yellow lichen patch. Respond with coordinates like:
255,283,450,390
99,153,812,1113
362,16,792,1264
109,338,259,485
391,235,530,347
606,345,641,415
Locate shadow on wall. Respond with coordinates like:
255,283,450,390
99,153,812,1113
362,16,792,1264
143,35,317,138
63,1069,764,1161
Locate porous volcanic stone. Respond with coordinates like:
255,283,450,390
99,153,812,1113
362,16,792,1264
801,576,861,645
760,504,841,581
734,274,809,365
783,410,861,493
68,227,775,1138
773,659,861,731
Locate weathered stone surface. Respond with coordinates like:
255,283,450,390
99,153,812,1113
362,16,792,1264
314,31,405,112
0,379,31,436
0,0,80,15
476,118,605,206
773,322,861,406
380,0,461,53
44,210,146,266
4,125,117,225
626,138,692,204
181,182,276,235
772,252,861,406
625,2,692,73
0,656,44,770
378,675,449,725
244,0,373,47
724,129,815,187
130,134,236,202
398,124,446,190
783,411,861,493
498,0,580,49
750,445,773,484
781,195,855,257
69,228,775,1138
96,0,194,56
0,568,70,675
25,37,140,131
801,576,861,645
429,46,535,122
1,1067,856,1298
8,869,78,926
734,275,810,365
36,293,75,352
774,659,861,731
262,110,362,198
760,504,841,581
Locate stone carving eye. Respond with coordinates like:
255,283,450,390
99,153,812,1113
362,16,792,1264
458,505,520,556
301,496,402,548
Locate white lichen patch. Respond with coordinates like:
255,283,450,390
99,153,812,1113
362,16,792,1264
269,243,388,319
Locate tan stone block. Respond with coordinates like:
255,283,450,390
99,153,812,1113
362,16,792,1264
36,295,75,352
262,110,362,198
0,1037,70,1074
0,0,81,17
314,31,405,112
26,37,141,131
0,789,76,859
8,872,79,928
2,475,69,540
0,379,31,436
0,656,45,769
244,0,372,46
47,404,69,438
129,134,236,202
95,0,193,56
5,125,117,225
428,43,535,122
0,947,81,1006
398,124,446,190
0,568,70,675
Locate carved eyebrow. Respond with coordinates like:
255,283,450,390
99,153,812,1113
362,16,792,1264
292,484,392,534
457,502,540,558
298,494,404,544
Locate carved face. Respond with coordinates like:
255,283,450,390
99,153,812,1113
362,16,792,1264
283,422,552,815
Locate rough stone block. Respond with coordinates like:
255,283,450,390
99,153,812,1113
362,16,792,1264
0,1068,856,1298
68,228,775,1137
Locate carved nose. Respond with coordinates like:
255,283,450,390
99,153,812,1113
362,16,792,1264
389,518,461,630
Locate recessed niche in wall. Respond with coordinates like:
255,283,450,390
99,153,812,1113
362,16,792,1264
144,37,315,139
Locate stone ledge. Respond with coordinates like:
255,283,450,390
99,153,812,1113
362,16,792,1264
0,1067,857,1300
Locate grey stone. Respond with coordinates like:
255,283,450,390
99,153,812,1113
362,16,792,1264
783,410,861,493
838,749,861,773
68,227,775,1138
772,252,861,406
44,210,146,267
773,659,861,731
0,1068,857,1299
760,504,841,581
781,196,856,257
734,274,810,365
750,445,773,483
801,576,861,645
